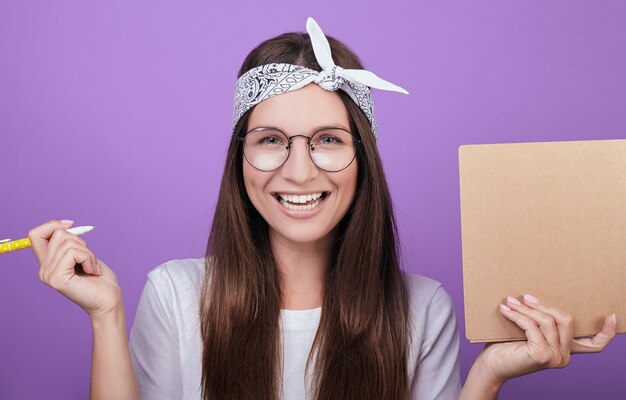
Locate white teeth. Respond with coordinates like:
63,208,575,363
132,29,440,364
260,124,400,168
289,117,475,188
278,192,323,204
278,195,325,211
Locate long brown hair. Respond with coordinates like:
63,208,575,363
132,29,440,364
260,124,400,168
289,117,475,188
200,30,410,400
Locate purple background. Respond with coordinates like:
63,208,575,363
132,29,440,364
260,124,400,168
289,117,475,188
1,1,625,398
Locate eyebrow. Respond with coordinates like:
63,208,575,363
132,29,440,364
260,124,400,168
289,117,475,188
250,124,351,133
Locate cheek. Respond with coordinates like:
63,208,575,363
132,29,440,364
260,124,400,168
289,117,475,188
334,161,359,213
243,162,269,207
343,162,358,200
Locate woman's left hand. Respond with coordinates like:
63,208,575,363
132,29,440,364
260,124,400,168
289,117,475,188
478,294,617,385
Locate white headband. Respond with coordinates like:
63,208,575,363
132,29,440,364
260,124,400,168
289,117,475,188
232,17,409,139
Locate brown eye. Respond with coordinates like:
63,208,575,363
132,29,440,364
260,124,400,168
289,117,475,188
260,136,283,146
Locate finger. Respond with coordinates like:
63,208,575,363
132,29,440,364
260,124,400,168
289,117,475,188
571,314,617,354
505,296,560,350
94,258,113,277
40,236,98,284
28,219,75,263
499,304,549,350
44,247,100,288
46,238,98,279
45,229,87,265
45,232,92,275
41,235,87,278
520,294,575,356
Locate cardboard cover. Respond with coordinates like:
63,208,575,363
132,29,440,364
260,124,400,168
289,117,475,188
458,139,626,343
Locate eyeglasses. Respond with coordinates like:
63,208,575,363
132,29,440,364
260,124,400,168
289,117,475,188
239,127,360,172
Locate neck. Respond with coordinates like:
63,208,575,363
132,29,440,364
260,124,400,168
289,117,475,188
270,230,335,310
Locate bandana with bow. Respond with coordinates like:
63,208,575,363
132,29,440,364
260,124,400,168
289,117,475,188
232,17,409,139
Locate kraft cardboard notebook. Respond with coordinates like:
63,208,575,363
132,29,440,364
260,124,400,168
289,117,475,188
458,138,626,343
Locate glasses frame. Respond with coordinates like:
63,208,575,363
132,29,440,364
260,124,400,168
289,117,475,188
238,126,361,173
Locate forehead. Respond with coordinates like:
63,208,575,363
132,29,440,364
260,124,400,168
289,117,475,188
247,84,350,132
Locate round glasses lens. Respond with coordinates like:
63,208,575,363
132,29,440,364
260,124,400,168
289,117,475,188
310,128,357,171
242,128,290,171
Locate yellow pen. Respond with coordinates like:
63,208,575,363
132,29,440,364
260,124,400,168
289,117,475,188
0,225,95,254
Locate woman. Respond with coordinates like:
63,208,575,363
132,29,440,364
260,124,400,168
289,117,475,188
29,17,616,400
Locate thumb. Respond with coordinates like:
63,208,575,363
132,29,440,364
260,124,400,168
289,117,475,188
28,219,75,263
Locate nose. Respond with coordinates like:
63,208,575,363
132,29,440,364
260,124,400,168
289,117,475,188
280,135,319,183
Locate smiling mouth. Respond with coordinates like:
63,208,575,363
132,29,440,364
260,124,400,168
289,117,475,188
273,192,330,211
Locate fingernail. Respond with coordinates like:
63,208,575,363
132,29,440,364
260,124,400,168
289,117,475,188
61,219,74,225
611,313,617,328
96,262,102,276
524,293,539,304
507,296,521,306
500,304,511,312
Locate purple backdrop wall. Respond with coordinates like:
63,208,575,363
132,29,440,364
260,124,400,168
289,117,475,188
1,1,625,398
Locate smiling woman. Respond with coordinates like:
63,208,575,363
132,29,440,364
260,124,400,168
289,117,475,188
26,16,617,400
198,35,414,397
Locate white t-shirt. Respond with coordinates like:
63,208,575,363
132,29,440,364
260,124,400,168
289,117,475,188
129,258,462,400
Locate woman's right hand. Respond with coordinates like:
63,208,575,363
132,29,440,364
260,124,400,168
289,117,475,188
29,219,122,319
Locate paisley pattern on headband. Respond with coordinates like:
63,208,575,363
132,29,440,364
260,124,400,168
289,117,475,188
232,63,378,138
345,80,377,138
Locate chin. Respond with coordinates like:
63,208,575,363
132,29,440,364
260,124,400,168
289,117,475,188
269,223,335,246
